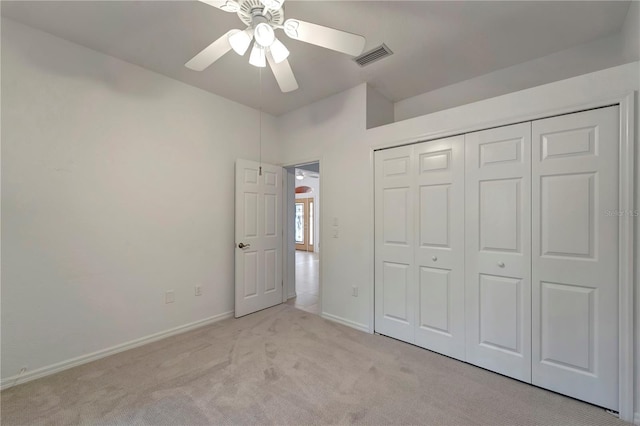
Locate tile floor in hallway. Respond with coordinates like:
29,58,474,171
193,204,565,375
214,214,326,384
287,250,319,314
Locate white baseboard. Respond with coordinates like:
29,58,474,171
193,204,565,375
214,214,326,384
287,292,297,300
0,311,234,390
321,312,370,333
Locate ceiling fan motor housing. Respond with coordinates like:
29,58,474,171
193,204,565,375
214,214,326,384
238,0,284,27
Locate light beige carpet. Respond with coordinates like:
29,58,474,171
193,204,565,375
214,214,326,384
1,305,627,425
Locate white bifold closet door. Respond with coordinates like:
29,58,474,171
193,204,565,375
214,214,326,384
375,136,465,359
413,137,465,359
375,106,620,411
464,123,532,382
375,145,415,342
531,106,619,410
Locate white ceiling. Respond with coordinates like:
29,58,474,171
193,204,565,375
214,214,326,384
1,1,631,116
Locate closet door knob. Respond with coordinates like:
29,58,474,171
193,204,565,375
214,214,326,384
432,256,438,262
498,261,505,268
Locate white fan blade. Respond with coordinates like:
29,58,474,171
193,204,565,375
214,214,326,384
267,51,298,93
283,19,365,56
185,30,237,71
199,0,240,13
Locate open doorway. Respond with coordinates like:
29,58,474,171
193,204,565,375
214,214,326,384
284,162,320,315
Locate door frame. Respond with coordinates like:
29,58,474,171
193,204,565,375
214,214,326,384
370,92,635,421
282,160,322,313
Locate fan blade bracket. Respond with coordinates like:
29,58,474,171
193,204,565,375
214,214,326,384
283,20,299,38
261,0,285,12
199,0,240,13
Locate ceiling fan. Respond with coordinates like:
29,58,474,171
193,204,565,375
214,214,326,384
185,0,367,93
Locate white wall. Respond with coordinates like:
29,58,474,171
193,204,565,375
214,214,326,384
278,84,370,331
295,174,320,254
0,18,279,382
278,62,639,420
366,85,394,129
394,7,640,122
623,0,640,62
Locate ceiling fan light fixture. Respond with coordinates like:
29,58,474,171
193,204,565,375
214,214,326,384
269,39,289,63
189,1,368,94
254,22,275,47
260,0,284,11
249,43,267,67
228,28,253,55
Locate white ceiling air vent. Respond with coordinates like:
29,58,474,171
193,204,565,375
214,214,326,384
353,43,393,67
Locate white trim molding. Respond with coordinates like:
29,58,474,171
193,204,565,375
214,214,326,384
321,312,370,334
617,92,635,423
0,311,234,391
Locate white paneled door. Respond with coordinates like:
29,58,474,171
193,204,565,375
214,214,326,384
531,106,619,410
235,159,283,318
465,123,532,382
375,145,415,343
414,136,465,359
374,136,465,359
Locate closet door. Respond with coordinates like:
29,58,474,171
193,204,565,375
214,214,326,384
465,123,532,382
531,106,619,410
375,146,415,342
414,136,466,360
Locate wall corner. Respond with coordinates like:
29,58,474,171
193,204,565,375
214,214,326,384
366,84,394,129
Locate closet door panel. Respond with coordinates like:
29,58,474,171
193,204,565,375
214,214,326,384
414,136,465,360
375,146,416,342
532,106,619,410
465,123,532,382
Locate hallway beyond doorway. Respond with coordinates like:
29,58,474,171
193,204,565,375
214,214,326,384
287,251,319,314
